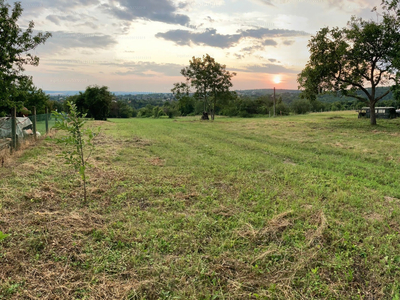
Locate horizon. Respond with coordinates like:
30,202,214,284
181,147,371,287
13,0,380,92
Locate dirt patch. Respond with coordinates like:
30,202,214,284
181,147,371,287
212,205,237,218
385,196,400,203
148,157,165,166
327,142,354,150
364,213,384,222
90,121,116,127
283,158,297,166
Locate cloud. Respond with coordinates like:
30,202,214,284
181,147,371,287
264,39,278,46
46,14,83,25
156,28,242,48
156,27,309,48
251,0,274,5
42,60,183,78
101,0,190,26
109,62,184,77
232,63,298,74
19,0,100,14
283,40,295,46
239,28,309,38
80,21,99,30
34,31,117,55
46,15,61,25
206,16,215,23
49,31,117,49
268,58,277,62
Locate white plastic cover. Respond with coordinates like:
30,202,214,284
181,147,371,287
0,117,33,138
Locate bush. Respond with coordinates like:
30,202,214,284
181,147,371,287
276,102,290,116
291,99,312,114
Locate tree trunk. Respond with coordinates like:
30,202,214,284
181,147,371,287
212,89,216,121
370,102,377,125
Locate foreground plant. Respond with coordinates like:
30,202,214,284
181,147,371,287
0,231,10,242
53,102,99,202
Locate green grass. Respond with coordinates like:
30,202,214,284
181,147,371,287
2,111,400,299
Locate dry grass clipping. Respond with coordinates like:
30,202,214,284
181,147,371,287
238,210,293,241
306,211,327,247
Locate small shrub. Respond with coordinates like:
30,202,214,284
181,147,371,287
53,101,99,203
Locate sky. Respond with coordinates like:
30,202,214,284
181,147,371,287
11,0,381,92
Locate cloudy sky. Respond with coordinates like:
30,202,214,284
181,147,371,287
13,0,380,92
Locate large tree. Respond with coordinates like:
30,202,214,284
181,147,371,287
72,86,113,120
173,54,236,120
0,0,51,114
298,14,400,125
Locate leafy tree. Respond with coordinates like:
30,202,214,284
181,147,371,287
173,54,236,120
71,86,113,120
137,104,155,118
84,86,112,120
0,1,51,114
152,106,162,118
109,100,134,118
178,95,195,116
291,99,312,114
162,101,180,118
23,86,50,115
298,14,400,125
48,100,64,113
276,101,290,116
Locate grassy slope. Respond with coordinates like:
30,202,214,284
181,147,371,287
1,112,400,299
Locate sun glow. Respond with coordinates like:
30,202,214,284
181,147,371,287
273,76,281,84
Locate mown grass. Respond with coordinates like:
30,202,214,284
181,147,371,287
1,111,400,299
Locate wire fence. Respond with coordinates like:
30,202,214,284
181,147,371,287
27,112,57,136
0,107,57,154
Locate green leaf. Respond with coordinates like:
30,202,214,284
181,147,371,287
0,231,10,242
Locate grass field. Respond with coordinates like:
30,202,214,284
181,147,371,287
1,111,400,299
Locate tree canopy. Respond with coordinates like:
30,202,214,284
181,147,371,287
172,54,236,120
0,0,51,114
298,13,400,125
69,85,113,120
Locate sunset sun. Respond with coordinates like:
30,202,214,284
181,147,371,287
273,76,281,84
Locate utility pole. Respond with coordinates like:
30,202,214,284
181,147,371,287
273,87,276,117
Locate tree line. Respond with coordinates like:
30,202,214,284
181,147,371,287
61,85,400,121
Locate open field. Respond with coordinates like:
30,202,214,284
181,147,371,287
1,111,400,299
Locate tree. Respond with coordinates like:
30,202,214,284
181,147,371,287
84,86,113,120
72,86,113,120
22,86,50,115
0,1,51,114
291,98,312,114
298,14,400,125
109,100,134,118
162,101,180,118
53,102,99,203
173,54,236,120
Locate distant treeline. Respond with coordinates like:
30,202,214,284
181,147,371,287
52,86,399,119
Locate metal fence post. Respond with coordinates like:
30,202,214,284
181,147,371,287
32,106,37,141
11,107,17,152
45,107,49,134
